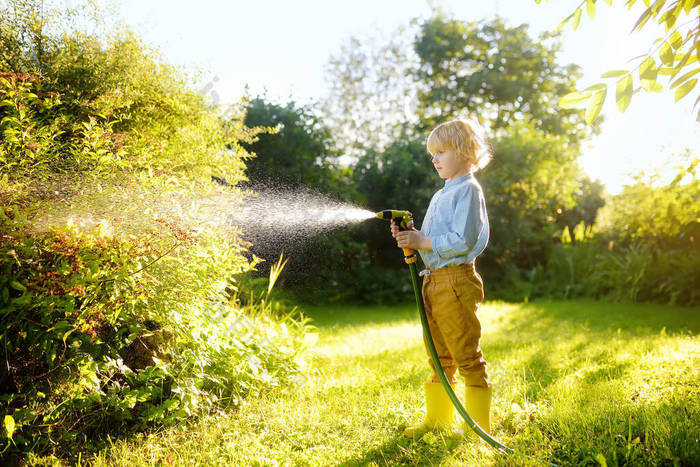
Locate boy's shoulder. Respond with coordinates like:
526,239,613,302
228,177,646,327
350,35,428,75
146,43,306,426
456,174,484,195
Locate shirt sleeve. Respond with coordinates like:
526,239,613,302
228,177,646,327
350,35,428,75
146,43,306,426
430,185,487,260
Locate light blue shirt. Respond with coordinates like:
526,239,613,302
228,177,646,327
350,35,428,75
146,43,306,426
418,173,490,269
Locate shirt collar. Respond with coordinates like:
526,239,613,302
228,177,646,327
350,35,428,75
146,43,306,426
443,172,473,191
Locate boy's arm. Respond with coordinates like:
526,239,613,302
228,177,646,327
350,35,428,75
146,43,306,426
431,186,487,259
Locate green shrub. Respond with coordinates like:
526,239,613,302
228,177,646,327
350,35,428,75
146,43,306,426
533,220,699,306
0,221,310,461
0,1,310,462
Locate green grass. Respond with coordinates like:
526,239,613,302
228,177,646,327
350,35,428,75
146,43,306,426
83,299,698,466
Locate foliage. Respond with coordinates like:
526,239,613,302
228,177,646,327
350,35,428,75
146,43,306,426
412,15,602,149
321,27,422,159
595,152,699,248
478,121,596,276
90,301,700,466
0,1,262,197
241,95,352,194
546,0,700,123
322,15,603,159
529,157,700,305
0,0,311,462
0,220,309,462
237,95,370,295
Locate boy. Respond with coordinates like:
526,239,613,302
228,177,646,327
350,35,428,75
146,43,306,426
391,118,492,439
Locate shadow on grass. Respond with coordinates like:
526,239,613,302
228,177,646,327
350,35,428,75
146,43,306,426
334,431,464,467
483,299,698,399
302,302,417,329
512,299,700,335
304,298,699,335
307,299,699,465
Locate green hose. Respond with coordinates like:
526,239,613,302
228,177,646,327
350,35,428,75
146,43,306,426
376,210,554,465
406,262,558,467
406,261,511,453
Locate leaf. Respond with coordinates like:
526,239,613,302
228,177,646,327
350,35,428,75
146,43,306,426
3,415,14,439
601,70,630,78
639,57,658,91
587,0,596,19
670,67,700,89
555,11,576,33
649,81,664,92
583,83,608,92
616,73,633,112
62,328,76,343
595,453,608,467
659,8,678,33
573,8,583,30
631,4,653,32
659,42,675,66
558,91,592,108
669,30,683,49
586,88,607,124
0,116,20,127
650,0,667,16
639,56,658,80
675,78,697,101
9,280,26,292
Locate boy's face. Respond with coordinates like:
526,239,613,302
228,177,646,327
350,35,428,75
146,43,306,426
431,149,470,181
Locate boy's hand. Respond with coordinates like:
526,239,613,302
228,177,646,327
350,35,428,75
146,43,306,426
391,220,431,250
390,219,414,238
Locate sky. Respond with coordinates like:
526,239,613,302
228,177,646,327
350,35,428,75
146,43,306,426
103,0,698,194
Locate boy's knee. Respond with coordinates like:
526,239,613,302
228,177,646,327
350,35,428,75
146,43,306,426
460,367,490,388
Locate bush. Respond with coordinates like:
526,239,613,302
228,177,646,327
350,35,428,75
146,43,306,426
0,1,311,462
511,155,699,306
0,218,310,461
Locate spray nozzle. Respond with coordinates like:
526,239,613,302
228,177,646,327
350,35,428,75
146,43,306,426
376,210,413,231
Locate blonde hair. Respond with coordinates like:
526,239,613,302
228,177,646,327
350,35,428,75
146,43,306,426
426,119,493,172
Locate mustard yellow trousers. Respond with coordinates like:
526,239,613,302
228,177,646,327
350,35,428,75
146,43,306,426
421,262,490,388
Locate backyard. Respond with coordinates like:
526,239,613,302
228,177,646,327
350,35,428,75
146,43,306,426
91,299,699,466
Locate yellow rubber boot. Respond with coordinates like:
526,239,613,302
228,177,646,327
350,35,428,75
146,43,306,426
403,382,455,438
463,385,493,437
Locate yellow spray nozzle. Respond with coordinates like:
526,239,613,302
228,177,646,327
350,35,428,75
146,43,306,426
376,210,413,230
376,209,418,264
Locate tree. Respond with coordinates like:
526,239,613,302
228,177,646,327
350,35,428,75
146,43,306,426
242,95,351,194
323,13,606,297
322,15,604,160
238,95,365,290
543,0,700,123
321,27,423,160
477,120,593,275
412,15,602,151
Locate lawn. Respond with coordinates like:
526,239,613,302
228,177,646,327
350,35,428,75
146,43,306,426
87,299,699,466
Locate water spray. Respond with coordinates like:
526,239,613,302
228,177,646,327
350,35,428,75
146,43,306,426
375,209,555,466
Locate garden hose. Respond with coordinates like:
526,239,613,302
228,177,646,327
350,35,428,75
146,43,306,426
376,210,556,466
